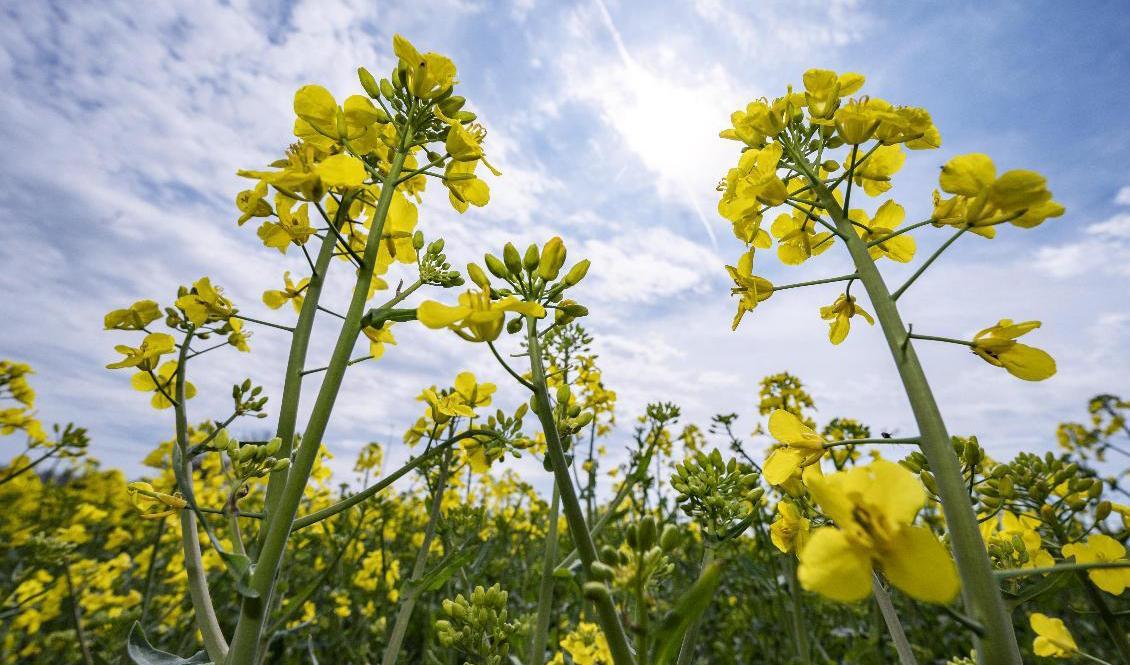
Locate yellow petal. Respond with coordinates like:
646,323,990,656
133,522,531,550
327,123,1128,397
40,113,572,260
879,526,960,603
939,153,996,196
316,154,367,189
763,448,806,486
998,343,1056,381
797,527,873,602
767,410,822,448
416,301,470,329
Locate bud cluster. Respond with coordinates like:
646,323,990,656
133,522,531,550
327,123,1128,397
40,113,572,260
900,436,989,505
211,429,291,481
232,378,269,418
470,403,532,466
984,452,1106,522
590,515,680,595
472,238,591,335
418,237,465,288
672,449,763,541
434,584,515,665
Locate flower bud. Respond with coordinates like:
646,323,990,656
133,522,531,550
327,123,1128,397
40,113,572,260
506,317,523,334
358,67,380,98
660,524,680,551
271,458,291,472
503,243,522,275
638,516,657,550
264,437,282,456
538,237,567,281
582,582,613,603
412,231,425,250
467,263,490,290
1097,500,1113,521
379,78,396,100
589,562,615,582
563,260,591,286
438,95,466,116
523,243,540,273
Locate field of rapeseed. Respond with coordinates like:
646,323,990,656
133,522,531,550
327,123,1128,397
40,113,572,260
2,33,1128,665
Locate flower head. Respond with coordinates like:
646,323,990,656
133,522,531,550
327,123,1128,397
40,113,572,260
1029,613,1077,658
763,409,825,485
819,294,874,345
771,500,812,553
417,290,545,343
971,319,1056,381
798,459,959,603
725,252,774,330
106,332,175,371
1062,534,1130,595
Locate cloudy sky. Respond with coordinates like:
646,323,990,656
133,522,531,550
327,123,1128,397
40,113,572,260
2,0,1128,485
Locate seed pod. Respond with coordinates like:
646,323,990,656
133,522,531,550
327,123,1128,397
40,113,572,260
920,471,938,495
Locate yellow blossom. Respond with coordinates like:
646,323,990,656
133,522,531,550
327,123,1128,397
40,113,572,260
392,34,457,100
971,319,1056,381
106,332,175,371
819,294,874,345
798,459,959,603
257,194,315,252
848,199,916,262
1062,534,1130,595
1029,613,1077,658
770,208,835,265
771,500,811,553
802,69,865,119
559,622,612,665
725,252,773,330
263,272,310,312
175,277,236,327
718,143,788,225
417,290,545,343
130,361,195,409
763,409,825,485
362,323,396,359
104,300,162,331
849,144,906,197
933,153,1064,236
126,482,187,519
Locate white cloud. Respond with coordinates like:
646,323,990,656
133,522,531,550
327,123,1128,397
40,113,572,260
1035,213,1130,278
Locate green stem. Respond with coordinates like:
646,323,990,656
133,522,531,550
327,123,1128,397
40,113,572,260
0,443,66,486
261,190,359,533
525,316,636,665
906,333,974,348
872,574,918,665
170,330,229,664
994,560,1130,579
226,131,412,665
381,447,452,665
675,545,715,665
528,482,560,665
139,517,167,624
791,144,1023,665
770,273,857,293
292,431,481,530
823,436,919,449
891,226,969,301
64,564,95,665
787,556,810,665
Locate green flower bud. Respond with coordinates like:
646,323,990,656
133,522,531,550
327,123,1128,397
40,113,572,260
506,317,523,335
412,231,425,250
659,524,680,551
358,67,380,98
380,78,396,100
271,458,291,472
503,243,522,275
467,263,490,290
484,253,510,279
638,516,657,550
563,259,591,286
589,562,615,582
538,237,567,281
582,581,613,603
438,95,466,116
523,243,540,273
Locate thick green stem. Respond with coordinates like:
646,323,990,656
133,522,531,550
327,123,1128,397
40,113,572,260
528,482,560,665
381,447,452,665
525,317,637,665
675,545,715,665
794,145,1022,665
872,574,918,665
226,133,411,665
260,190,358,534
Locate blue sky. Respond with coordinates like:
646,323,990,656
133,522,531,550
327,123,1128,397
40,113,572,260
1,0,1128,484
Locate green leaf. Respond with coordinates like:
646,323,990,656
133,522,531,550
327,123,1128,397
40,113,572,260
218,550,259,598
409,541,483,594
126,622,212,665
649,559,726,665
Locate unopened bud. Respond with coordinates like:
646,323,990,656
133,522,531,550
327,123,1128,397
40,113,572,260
503,243,522,275
563,260,590,286
538,237,567,281
523,243,540,273
467,263,490,289
358,67,380,98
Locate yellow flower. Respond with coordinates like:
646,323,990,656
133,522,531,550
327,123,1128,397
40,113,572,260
971,319,1056,381
849,144,906,197
375,192,419,267
104,300,162,331
979,511,1054,568
444,159,491,213
130,361,196,410
126,482,187,520
392,34,457,100
770,209,834,265
763,410,825,485
833,97,885,144
417,290,546,343
257,194,315,253
798,459,959,603
1062,534,1130,595
420,388,474,424
228,318,251,353
725,252,773,330
559,622,612,665
848,199,916,262
293,84,385,151
106,332,175,371
717,143,788,224
236,179,272,226
175,277,236,327
770,500,811,553
362,323,396,359
819,294,874,345
453,372,496,409
263,272,310,312
1029,613,1077,658
933,153,1064,236
802,69,865,119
